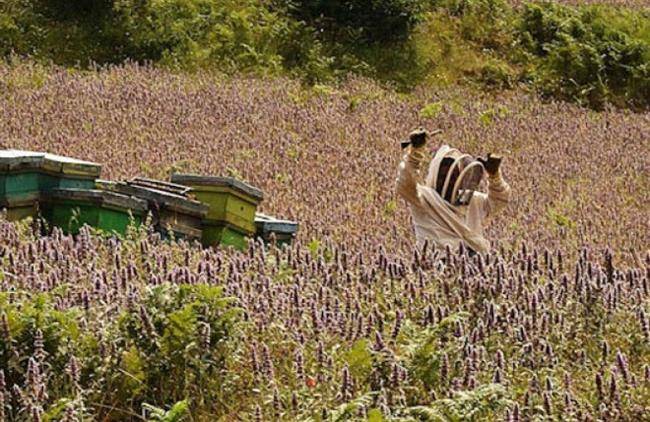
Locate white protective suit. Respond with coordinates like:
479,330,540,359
396,144,511,254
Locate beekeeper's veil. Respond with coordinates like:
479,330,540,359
424,145,484,206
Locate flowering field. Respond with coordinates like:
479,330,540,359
0,63,649,420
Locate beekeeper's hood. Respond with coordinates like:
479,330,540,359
424,145,484,206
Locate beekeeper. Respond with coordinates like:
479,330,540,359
396,128,511,255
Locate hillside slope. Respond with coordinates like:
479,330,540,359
1,63,647,257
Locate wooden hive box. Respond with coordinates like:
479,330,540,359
201,223,250,250
170,174,264,249
0,196,40,221
0,150,45,220
100,178,208,241
39,153,102,191
0,150,44,197
1,150,102,221
43,188,147,235
254,213,299,246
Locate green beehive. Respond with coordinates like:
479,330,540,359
0,150,44,197
43,188,147,235
100,178,208,241
39,153,101,192
254,213,299,246
170,173,264,248
0,150,45,220
1,150,102,221
202,222,250,250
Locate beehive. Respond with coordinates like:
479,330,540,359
100,178,208,241
0,196,40,221
43,188,147,235
201,222,250,250
254,213,299,246
0,150,102,221
39,153,101,191
170,174,264,248
0,151,45,218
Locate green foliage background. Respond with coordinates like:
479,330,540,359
0,0,649,106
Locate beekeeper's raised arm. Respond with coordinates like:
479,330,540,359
396,128,434,208
476,153,511,219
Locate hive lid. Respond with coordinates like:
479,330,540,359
0,150,45,171
0,149,101,177
110,179,208,217
41,153,102,177
255,213,297,224
47,188,148,212
171,173,264,201
129,177,192,196
254,213,299,233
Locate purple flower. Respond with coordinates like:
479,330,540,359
33,330,46,362
616,350,629,384
340,364,353,401
0,313,9,342
543,392,552,415
373,331,386,352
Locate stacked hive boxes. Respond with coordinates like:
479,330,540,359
98,178,208,240
44,188,147,235
0,150,101,221
170,174,263,249
171,173,299,249
0,150,43,220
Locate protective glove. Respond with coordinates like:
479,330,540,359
477,153,503,176
400,128,441,149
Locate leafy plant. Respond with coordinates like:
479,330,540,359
409,384,512,421
143,400,189,422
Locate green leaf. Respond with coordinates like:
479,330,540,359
419,102,444,119
161,304,198,356
120,345,146,395
343,339,373,379
330,393,376,422
367,408,384,422
143,399,189,421
308,238,321,257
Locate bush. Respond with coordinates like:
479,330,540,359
437,0,514,50
517,4,650,108
479,59,515,89
287,0,427,44
0,0,44,57
114,0,288,72
419,0,649,108
0,284,240,419
1,0,324,75
1,0,132,64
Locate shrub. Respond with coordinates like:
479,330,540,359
287,0,428,44
113,284,239,407
1,0,649,108
0,284,240,419
517,4,650,108
440,0,514,50
0,0,45,57
114,0,288,72
1,0,325,75
478,59,515,88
